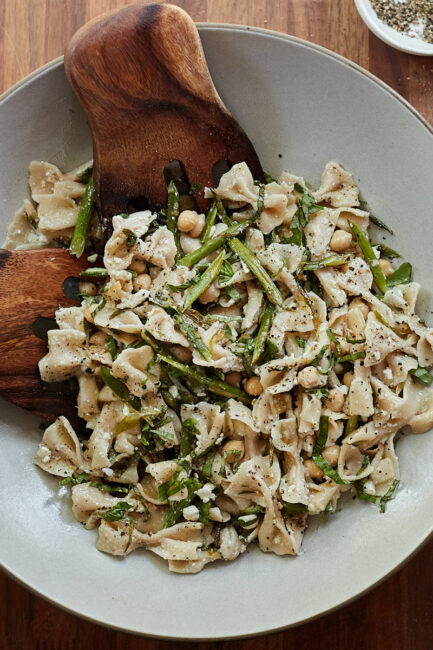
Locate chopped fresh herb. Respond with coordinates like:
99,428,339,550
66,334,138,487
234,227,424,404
409,366,433,386
379,479,399,513
312,416,348,484
100,366,141,411
105,335,118,360
59,472,90,486
264,171,276,183
386,262,412,288
100,501,133,522
281,502,308,515
189,182,202,197
327,328,341,356
218,258,235,285
224,285,241,304
310,345,329,367
202,451,216,478
123,229,137,248
296,336,306,348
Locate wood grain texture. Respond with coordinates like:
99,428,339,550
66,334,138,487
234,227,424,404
1,2,432,649
0,249,91,424
65,3,262,231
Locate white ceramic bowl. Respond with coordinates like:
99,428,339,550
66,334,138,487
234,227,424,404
1,24,433,640
355,0,433,55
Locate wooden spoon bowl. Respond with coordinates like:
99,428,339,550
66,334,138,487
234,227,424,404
0,3,262,424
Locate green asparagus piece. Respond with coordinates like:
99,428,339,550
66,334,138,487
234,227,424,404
178,217,257,268
349,221,388,294
252,302,275,364
166,180,181,259
302,253,352,271
172,313,211,361
79,267,108,277
200,200,218,243
69,176,95,258
344,415,359,438
157,354,252,404
228,238,283,306
182,250,225,310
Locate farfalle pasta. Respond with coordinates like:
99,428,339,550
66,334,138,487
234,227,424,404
7,158,433,573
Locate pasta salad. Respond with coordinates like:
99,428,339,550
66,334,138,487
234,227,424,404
6,159,433,573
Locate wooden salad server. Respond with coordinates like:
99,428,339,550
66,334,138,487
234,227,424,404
0,3,262,424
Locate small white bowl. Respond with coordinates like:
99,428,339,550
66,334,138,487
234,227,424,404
355,0,433,55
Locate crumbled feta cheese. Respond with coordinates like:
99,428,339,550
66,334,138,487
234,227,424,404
195,482,216,503
38,444,51,464
363,480,376,496
182,505,200,521
87,253,98,263
383,367,393,380
374,351,381,361
102,467,114,477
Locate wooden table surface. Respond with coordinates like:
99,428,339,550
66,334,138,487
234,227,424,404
1,1,432,649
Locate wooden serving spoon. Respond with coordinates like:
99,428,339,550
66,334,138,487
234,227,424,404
0,2,262,425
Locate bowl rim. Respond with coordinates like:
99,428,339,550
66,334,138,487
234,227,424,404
354,0,433,56
1,22,433,640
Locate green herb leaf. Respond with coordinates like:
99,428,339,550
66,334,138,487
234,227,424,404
386,262,412,288
100,501,133,522
224,285,241,304
100,366,141,411
105,335,118,360
312,416,348,484
409,366,433,386
379,479,399,513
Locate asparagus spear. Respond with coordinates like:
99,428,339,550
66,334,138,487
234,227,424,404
228,238,283,306
166,180,181,260
302,253,352,271
312,415,348,484
178,217,257,267
349,221,388,294
252,302,275,364
157,354,252,404
182,250,225,310
200,200,218,243
69,176,95,258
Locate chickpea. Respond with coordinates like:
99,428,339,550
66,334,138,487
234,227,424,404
89,331,106,346
333,362,344,375
322,444,340,467
244,376,264,396
330,229,352,252
171,345,192,364
349,297,370,321
298,366,323,389
129,258,147,274
221,439,245,464
225,371,242,387
343,371,354,388
304,459,324,481
133,273,151,292
379,258,393,277
189,213,205,238
324,388,345,412
198,283,220,304
177,209,199,233
78,281,97,297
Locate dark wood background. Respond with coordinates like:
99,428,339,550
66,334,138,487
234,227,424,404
1,1,432,649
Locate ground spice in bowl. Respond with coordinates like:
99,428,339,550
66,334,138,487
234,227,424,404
370,0,433,44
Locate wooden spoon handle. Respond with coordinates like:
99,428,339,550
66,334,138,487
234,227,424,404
0,249,90,425
65,3,262,232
